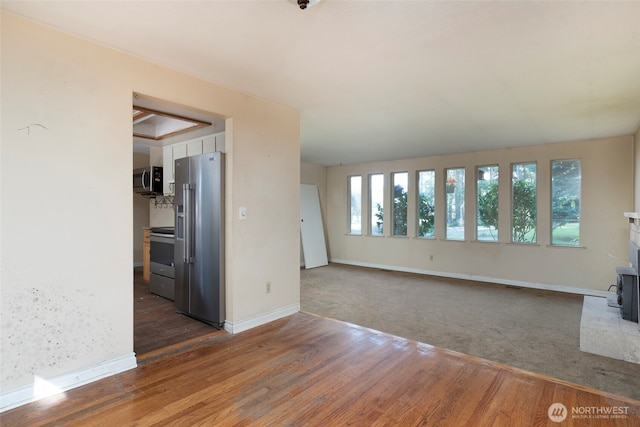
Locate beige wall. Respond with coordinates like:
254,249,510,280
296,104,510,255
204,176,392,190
301,162,328,217
1,11,300,397
632,125,640,246
635,125,640,214
326,136,633,293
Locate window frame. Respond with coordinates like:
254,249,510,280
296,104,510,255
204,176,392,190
391,171,409,237
444,167,465,241
369,173,385,236
347,175,362,235
550,158,581,247
510,161,538,244
416,169,436,239
476,165,499,242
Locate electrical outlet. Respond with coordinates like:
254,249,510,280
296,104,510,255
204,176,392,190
429,255,434,261
266,282,271,294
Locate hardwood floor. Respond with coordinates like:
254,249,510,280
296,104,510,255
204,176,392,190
2,312,639,426
134,269,223,357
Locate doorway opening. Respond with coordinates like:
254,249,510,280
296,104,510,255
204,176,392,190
131,93,227,358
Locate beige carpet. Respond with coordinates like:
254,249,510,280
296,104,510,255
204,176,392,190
300,263,640,401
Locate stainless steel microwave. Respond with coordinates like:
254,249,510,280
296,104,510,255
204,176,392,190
133,166,163,195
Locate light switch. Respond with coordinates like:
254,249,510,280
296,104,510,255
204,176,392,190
239,207,247,220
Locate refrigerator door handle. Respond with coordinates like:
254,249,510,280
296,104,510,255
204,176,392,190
183,183,193,264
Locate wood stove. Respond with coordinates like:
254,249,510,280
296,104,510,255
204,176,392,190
612,241,640,323
615,266,638,322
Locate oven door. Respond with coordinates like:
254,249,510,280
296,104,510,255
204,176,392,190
150,233,175,299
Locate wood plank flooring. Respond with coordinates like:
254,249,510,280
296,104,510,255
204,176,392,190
134,269,222,357
2,312,639,426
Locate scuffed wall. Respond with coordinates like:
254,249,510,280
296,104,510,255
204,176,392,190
1,11,300,397
1,11,135,392
2,285,116,386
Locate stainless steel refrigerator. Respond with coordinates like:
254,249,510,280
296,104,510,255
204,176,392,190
174,152,225,329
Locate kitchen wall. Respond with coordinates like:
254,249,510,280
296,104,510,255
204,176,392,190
133,153,151,265
1,11,300,407
324,136,633,293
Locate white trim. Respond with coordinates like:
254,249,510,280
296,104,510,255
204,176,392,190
329,258,610,298
224,303,300,334
0,353,137,413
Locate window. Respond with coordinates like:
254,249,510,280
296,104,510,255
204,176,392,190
348,175,362,234
476,165,499,241
417,170,435,238
551,159,581,246
392,172,408,236
511,162,537,243
370,174,384,236
445,168,465,240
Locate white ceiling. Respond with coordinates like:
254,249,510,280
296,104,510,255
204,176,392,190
3,1,640,165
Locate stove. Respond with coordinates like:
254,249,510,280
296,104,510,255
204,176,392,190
149,227,175,300
150,226,175,236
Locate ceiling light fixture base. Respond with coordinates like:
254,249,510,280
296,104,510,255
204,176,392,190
288,0,321,10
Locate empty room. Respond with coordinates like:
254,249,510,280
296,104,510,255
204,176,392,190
1,1,640,425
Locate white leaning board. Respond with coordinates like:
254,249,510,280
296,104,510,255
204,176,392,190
300,184,328,269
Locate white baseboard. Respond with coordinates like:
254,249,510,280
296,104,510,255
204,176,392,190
329,258,610,298
0,353,137,413
224,303,300,334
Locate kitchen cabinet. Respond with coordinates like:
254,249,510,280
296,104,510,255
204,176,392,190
173,143,187,159
213,132,226,152
203,134,216,153
186,132,224,156
162,146,174,196
162,143,186,195
162,132,225,195
187,140,203,156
